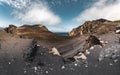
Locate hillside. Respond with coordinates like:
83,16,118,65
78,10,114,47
69,19,120,36
4,24,69,42
0,20,120,75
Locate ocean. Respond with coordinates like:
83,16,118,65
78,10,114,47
55,32,68,36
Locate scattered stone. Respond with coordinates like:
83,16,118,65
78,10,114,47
100,41,104,43
111,53,117,59
85,64,88,67
34,67,37,70
46,71,49,74
99,45,120,62
49,47,61,56
90,46,94,50
98,54,104,62
114,59,118,63
8,62,11,65
99,45,103,48
109,63,113,66
33,66,38,72
74,52,87,61
23,68,27,73
105,41,108,44
36,44,40,46
105,54,109,58
49,68,53,71
85,50,90,54
100,41,108,44
24,70,27,73
74,63,78,66
61,66,65,69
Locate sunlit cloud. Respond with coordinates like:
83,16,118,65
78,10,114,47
74,0,120,23
0,0,61,25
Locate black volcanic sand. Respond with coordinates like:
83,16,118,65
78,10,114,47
0,32,120,75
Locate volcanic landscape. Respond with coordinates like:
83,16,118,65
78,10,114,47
0,19,120,75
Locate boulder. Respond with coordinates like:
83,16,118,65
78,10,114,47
73,52,87,61
49,47,61,56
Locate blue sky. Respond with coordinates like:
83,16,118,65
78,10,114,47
0,0,120,32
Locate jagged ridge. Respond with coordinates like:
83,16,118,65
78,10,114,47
69,19,120,37
3,24,69,41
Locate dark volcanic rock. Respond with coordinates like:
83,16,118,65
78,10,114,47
69,19,120,37
83,35,103,50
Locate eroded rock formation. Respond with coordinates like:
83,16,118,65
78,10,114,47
4,25,17,35
69,19,120,37
83,35,103,50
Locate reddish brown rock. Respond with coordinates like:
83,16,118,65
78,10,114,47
69,19,120,37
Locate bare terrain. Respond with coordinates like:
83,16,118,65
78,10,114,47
0,19,120,75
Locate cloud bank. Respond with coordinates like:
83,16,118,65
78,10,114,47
0,0,61,25
74,0,120,23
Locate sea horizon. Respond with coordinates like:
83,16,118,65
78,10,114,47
54,32,68,36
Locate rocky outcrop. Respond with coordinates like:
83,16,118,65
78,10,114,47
4,24,50,38
17,24,58,40
83,35,103,50
20,24,48,31
4,25,17,35
2,24,69,42
69,19,120,37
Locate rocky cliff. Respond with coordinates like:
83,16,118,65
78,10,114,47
69,19,120,37
3,24,68,41
1,21,120,75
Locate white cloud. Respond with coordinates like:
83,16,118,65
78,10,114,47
0,0,61,25
16,4,61,25
74,0,120,23
0,0,30,9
